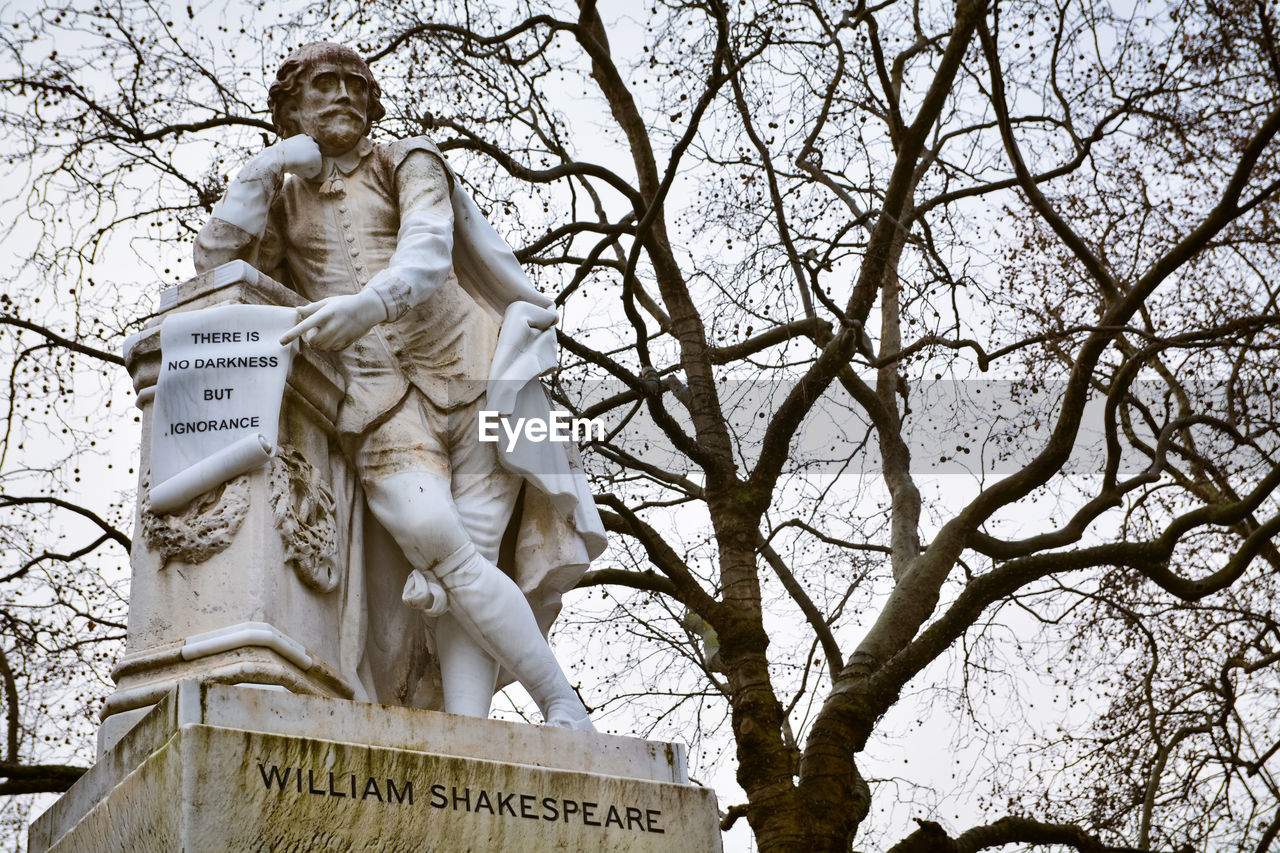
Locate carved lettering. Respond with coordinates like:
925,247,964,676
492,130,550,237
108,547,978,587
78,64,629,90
169,415,260,435
190,331,242,344
257,763,291,790
253,763,413,807
248,762,666,832
451,786,471,811
386,779,413,805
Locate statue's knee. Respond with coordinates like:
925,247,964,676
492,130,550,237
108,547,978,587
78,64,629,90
364,477,465,566
364,482,414,538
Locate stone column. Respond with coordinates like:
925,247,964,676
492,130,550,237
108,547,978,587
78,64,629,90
100,260,357,752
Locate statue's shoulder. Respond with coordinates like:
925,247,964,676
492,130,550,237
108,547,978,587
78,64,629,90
377,135,447,167
373,136,453,191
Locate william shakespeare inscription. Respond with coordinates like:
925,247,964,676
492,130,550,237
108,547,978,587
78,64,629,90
251,761,667,834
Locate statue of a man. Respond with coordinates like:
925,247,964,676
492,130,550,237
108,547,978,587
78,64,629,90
193,42,604,730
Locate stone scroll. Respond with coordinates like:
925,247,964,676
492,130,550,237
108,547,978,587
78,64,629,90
149,304,298,514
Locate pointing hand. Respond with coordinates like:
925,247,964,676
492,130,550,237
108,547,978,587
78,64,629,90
280,289,389,351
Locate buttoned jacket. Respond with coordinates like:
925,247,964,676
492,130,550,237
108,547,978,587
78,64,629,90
195,135,606,619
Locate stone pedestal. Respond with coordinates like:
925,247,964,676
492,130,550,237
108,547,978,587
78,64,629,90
54,262,723,852
103,262,357,754
31,684,722,852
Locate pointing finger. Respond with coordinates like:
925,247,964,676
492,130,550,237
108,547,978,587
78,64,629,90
280,309,328,345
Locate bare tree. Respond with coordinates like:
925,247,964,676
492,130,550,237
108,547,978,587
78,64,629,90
2,0,1280,850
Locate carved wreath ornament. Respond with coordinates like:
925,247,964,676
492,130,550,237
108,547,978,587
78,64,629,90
141,450,340,593
267,449,340,593
140,472,252,565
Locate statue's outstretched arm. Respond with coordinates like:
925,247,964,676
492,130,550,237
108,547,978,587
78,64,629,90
281,149,456,351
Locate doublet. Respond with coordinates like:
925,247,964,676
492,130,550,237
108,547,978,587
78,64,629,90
196,136,499,436
194,131,608,604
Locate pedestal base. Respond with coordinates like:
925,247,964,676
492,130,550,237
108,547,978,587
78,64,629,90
31,684,722,852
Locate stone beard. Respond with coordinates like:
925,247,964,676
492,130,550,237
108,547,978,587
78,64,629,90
192,42,604,730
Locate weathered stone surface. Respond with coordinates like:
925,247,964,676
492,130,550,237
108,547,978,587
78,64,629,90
185,42,608,727
104,264,357,751
32,684,722,853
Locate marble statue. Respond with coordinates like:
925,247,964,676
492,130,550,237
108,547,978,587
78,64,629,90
192,42,605,730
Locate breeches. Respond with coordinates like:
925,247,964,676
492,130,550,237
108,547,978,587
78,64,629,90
354,389,520,564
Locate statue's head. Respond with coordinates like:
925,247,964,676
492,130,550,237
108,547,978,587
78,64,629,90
268,42,387,156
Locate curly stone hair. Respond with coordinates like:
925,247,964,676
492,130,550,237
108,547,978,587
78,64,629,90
267,42,387,138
